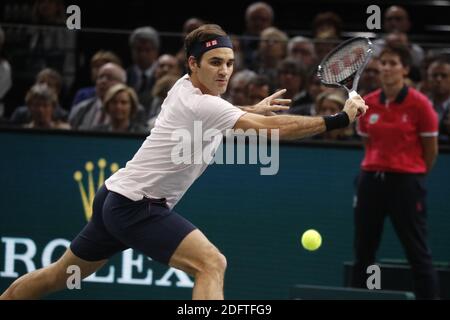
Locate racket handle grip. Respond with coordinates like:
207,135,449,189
349,90,358,98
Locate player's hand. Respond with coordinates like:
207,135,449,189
343,94,368,122
247,89,291,116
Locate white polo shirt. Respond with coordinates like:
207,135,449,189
105,75,246,208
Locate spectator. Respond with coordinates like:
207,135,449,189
247,75,270,105
314,29,340,63
69,63,126,130
312,11,343,61
154,54,181,81
72,50,122,107
289,67,328,116
241,2,274,68
126,26,160,110
426,58,450,142
10,68,68,125
358,58,382,97
252,27,288,90
226,69,257,106
276,58,308,109
314,91,354,140
287,36,317,71
351,44,439,300
23,83,70,129
94,84,147,134
373,6,425,80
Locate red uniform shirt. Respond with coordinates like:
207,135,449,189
357,86,438,173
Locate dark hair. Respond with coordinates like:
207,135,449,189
91,50,122,67
277,58,307,83
379,44,412,68
184,24,227,75
313,12,343,36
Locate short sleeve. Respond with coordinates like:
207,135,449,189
418,96,438,137
193,95,246,133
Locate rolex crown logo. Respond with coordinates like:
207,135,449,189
73,158,119,221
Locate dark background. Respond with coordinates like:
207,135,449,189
1,0,449,112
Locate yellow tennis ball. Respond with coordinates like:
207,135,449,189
301,229,322,251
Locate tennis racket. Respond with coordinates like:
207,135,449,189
317,37,373,99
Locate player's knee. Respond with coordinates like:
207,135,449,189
201,249,227,275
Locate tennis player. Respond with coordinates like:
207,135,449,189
1,24,367,300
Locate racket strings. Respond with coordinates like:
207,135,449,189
321,39,370,85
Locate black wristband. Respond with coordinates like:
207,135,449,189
323,112,350,131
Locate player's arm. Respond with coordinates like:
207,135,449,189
234,90,368,140
421,136,438,173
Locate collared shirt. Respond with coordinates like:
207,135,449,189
357,86,438,173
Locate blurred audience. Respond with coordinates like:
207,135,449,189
373,6,425,81
72,50,122,108
287,36,317,71
426,57,450,142
247,75,271,105
10,68,68,125
312,12,343,61
127,26,160,110
251,27,288,90
94,83,147,134
23,83,70,129
226,69,257,106
358,58,382,97
241,2,274,68
314,91,354,140
69,63,126,130
276,58,309,109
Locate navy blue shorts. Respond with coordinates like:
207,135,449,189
70,185,197,265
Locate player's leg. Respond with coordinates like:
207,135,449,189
168,229,227,300
101,191,225,300
0,248,107,300
1,185,126,300
388,174,439,299
351,171,387,288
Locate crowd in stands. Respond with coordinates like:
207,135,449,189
0,0,449,144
